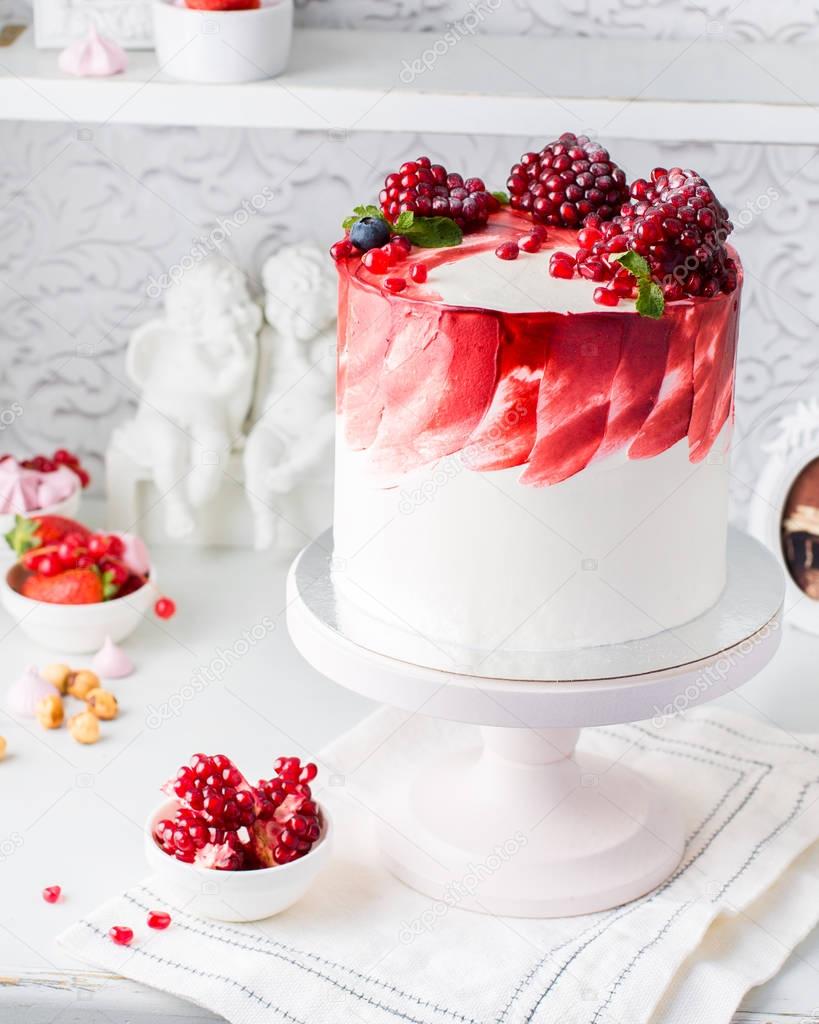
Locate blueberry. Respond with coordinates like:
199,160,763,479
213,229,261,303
350,216,391,252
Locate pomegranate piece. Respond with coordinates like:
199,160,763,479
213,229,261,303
410,262,428,283
495,242,519,261
147,911,172,930
379,156,498,232
519,233,543,253
549,252,575,279
42,885,61,904
109,925,133,946
383,277,407,294
593,287,620,307
507,132,628,227
330,239,353,261
361,248,390,275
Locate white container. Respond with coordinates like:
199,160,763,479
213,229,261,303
144,798,332,921
1,563,157,653
152,0,293,84
0,487,82,552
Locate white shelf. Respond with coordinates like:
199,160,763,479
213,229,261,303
1,26,819,140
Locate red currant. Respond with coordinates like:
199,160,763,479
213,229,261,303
155,597,176,620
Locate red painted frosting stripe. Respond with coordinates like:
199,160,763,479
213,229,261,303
520,317,622,486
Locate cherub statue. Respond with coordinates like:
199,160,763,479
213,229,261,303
243,244,336,551
114,257,261,538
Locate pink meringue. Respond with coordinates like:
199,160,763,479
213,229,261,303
91,635,134,679
7,666,58,718
111,532,151,577
0,458,78,513
58,25,127,78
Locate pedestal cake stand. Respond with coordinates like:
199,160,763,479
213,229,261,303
286,527,784,918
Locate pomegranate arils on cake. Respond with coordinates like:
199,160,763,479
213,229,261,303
495,241,519,261
156,753,322,871
507,133,628,227
379,156,498,231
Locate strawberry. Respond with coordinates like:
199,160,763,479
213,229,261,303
22,567,105,605
5,514,91,558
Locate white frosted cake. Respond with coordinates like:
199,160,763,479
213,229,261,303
329,138,741,666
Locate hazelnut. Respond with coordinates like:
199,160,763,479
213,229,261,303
0,736,6,760
86,688,118,721
67,669,100,700
42,663,72,695
68,710,100,745
36,694,64,729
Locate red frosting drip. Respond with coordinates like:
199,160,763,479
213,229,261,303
336,213,741,487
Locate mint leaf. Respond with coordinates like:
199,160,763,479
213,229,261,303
612,251,650,279
401,216,463,248
492,191,510,206
636,279,665,319
342,205,385,230
393,211,415,234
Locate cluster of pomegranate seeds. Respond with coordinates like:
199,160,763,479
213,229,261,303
507,133,628,227
379,157,499,231
548,166,736,309
155,752,322,870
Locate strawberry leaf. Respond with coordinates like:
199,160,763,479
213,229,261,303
100,568,119,601
4,514,38,557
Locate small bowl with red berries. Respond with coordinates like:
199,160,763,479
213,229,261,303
146,753,331,922
0,449,90,541
1,514,174,653
152,0,293,84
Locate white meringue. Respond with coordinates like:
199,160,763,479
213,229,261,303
92,635,134,679
58,25,128,78
7,666,59,718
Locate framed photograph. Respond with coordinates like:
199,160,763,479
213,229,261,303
748,398,819,634
33,0,153,49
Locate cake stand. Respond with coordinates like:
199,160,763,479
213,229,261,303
286,527,784,918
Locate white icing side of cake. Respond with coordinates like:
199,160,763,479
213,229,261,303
332,427,729,656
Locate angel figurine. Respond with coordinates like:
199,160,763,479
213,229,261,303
113,257,261,538
243,243,337,551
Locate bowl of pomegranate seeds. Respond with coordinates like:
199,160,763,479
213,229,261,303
146,753,331,921
1,515,166,652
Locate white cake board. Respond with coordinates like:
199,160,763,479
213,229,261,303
287,528,784,918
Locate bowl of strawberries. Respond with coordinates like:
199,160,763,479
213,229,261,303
152,0,293,84
1,513,162,652
146,752,331,921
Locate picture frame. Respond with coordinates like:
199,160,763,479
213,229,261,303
33,0,153,49
747,398,819,635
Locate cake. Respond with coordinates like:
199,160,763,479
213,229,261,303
330,137,741,667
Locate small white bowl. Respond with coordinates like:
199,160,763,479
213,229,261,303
152,0,293,84
1,563,157,653
0,488,82,553
145,798,332,921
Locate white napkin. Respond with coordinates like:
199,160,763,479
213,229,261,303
59,707,819,1024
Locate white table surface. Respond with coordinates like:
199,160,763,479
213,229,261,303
0,542,817,1023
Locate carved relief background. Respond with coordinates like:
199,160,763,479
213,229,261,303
1,0,819,520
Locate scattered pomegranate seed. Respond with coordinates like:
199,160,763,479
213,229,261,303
154,597,176,620
410,263,428,283
518,234,543,253
382,243,406,265
593,287,620,307
383,277,407,293
361,248,390,275
495,242,519,261
329,239,353,261
147,911,172,930
507,132,628,227
109,925,133,946
390,235,412,254
549,252,575,279
42,885,61,904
